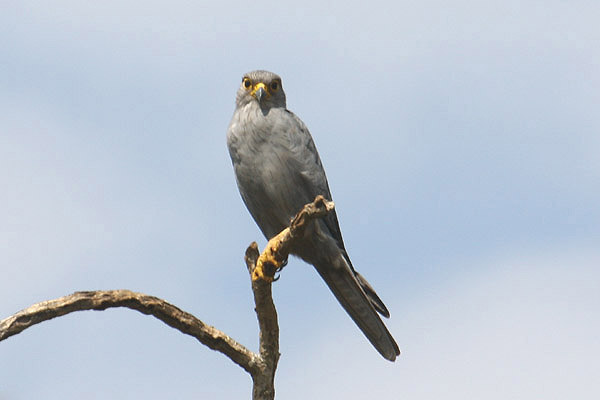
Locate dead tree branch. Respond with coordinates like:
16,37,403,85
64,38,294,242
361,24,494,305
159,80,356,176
0,290,260,374
0,196,335,400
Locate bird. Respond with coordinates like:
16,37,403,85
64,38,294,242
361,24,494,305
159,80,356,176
226,70,400,361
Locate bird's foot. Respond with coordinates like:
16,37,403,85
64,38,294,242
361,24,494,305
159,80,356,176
252,229,289,282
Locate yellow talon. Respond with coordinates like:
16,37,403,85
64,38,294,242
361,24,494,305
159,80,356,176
252,256,275,282
252,230,289,282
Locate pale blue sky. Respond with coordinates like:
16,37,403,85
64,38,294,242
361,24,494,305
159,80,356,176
1,1,599,399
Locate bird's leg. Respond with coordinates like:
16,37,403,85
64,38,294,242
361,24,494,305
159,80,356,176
251,196,335,282
253,228,290,282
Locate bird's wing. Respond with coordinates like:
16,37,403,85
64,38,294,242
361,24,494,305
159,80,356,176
279,111,399,358
279,111,346,248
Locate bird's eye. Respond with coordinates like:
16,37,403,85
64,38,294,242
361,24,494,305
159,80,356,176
270,81,279,91
242,78,252,89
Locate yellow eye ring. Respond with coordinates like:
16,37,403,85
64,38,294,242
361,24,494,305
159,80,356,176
242,77,252,89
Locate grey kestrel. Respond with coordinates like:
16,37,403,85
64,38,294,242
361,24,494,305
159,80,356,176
226,70,400,361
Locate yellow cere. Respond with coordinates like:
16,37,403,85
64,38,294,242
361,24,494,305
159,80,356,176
251,82,269,98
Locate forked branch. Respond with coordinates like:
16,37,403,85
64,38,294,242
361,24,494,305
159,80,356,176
0,196,335,400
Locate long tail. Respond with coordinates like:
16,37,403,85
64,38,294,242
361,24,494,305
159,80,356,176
313,254,400,361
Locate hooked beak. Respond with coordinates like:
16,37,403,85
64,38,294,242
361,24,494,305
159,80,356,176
252,82,268,103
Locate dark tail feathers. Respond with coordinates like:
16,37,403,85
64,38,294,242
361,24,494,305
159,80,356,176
355,271,390,318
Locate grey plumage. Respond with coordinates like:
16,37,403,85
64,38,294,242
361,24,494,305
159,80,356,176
227,70,400,361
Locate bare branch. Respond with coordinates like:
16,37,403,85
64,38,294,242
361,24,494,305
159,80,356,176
0,290,261,375
245,243,280,399
0,196,336,400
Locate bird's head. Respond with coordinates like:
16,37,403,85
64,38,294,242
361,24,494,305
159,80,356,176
236,70,286,110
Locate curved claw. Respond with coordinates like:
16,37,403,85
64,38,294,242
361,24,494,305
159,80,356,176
277,259,288,272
